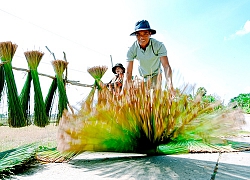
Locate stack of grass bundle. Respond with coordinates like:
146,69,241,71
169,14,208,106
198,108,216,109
19,72,32,125
44,78,57,120
57,80,245,155
86,65,108,106
24,50,48,127
51,60,69,123
0,41,26,127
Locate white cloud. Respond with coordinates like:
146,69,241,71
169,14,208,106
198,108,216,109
236,20,250,35
224,20,250,40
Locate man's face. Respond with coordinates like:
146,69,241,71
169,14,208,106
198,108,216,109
136,30,151,48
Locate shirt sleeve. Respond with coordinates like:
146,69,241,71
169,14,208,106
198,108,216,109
126,42,137,61
157,42,167,57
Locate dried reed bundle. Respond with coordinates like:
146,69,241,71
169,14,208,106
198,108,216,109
83,65,108,109
0,41,26,127
57,80,245,155
24,50,48,127
19,72,32,125
87,65,108,90
36,147,77,163
52,60,69,123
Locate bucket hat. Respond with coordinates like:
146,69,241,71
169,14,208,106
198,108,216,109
130,20,156,36
112,63,125,74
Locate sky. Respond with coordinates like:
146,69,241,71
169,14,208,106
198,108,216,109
0,0,250,110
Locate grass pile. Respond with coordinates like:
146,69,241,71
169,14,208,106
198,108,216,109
0,143,38,178
57,79,246,155
24,50,48,127
51,60,69,123
0,41,26,127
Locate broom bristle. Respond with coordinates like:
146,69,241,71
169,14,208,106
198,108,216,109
52,60,69,77
24,50,44,70
56,78,245,154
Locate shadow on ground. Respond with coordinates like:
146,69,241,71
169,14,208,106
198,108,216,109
10,151,250,180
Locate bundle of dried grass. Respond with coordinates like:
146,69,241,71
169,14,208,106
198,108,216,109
84,65,108,108
57,79,246,155
0,41,27,127
51,60,69,123
24,50,48,127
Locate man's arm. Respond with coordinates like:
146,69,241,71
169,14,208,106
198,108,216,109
125,61,134,82
160,56,174,91
121,61,134,91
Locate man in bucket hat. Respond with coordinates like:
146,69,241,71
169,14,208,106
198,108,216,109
124,20,174,93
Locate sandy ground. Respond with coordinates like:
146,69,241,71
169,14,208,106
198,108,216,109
0,124,58,152
5,115,250,180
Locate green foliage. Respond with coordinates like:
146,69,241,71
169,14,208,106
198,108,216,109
230,93,250,113
192,87,222,110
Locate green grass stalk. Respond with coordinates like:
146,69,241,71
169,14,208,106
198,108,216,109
52,60,68,123
0,41,27,127
45,78,57,119
24,50,48,127
19,72,32,125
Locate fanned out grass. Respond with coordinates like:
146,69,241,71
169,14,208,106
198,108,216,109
0,143,38,178
57,80,245,155
24,50,49,127
0,41,26,127
36,146,78,163
19,72,32,125
0,65,4,101
45,78,57,118
51,60,68,123
87,65,108,90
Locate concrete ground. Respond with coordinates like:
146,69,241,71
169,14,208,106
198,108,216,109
10,115,250,180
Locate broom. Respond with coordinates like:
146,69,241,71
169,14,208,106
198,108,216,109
51,60,69,123
24,50,49,127
57,79,246,155
0,41,26,127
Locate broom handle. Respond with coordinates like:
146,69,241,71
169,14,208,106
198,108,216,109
110,55,113,67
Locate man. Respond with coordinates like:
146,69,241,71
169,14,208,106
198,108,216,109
124,20,174,92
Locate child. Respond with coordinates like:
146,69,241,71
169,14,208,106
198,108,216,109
107,63,125,95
